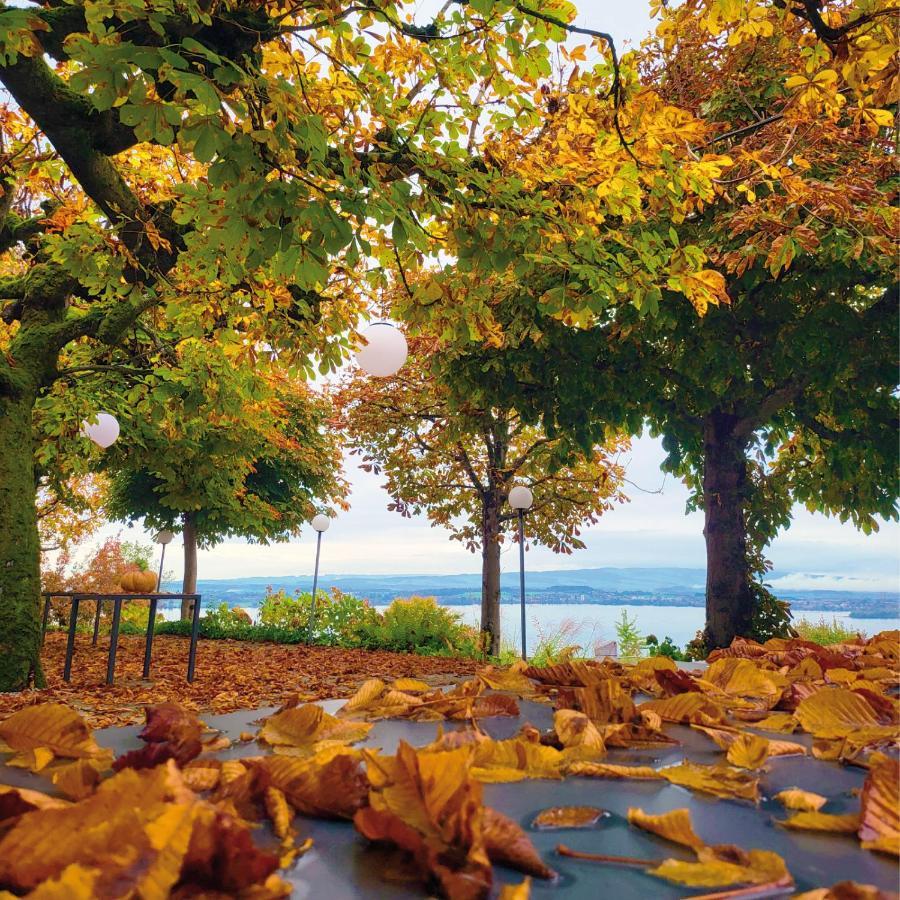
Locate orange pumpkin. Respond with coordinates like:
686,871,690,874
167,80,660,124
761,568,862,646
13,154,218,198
120,570,158,593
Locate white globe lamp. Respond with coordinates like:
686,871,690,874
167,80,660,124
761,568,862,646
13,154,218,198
354,322,408,377
311,514,331,533
80,412,120,449
508,485,534,511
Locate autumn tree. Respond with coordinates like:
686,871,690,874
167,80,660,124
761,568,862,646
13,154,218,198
0,0,631,689
410,2,899,649
334,337,627,654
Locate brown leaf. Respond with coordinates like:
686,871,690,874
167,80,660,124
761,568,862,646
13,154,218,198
0,704,110,762
470,737,568,782
858,753,899,855
252,747,368,819
355,742,492,899
0,785,69,826
6,746,55,772
483,807,555,879
531,806,605,829
552,709,605,756
793,881,899,899
113,703,204,771
49,759,103,801
639,693,724,725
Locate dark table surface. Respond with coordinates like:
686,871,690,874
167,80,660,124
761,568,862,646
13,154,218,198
1,698,895,899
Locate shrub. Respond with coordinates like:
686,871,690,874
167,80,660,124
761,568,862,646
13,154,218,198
527,617,586,666
355,596,478,656
614,609,644,659
794,616,863,645
204,602,253,630
646,635,686,661
749,583,794,642
259,587,378,646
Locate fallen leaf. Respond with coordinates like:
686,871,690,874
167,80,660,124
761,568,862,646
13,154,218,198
628,807,705,850
498,878,531,899
0,785,69,824
858,753,899,855
49,759,103,801
552,709,605,755
0,704,110,762
252,748,368,820
795,688,883,739
532,806,605,829
648,848,790,889
778,811,861,833
113,703,204,771
793,881,898,899
639,693,724,725
6,746,55,772
483,807,556,879
258,703,371,753
392,678,431,692
471,737,567,782
774,788,827,812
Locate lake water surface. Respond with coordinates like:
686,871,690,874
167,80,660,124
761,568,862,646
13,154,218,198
162,602,898,651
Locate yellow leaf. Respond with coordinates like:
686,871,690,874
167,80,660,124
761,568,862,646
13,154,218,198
649,849,790,888
779,811,860,833
795,688,882,739
392,678,431,693
639,693,724,725
532,806,605,829
499,878,531,899
0,704,111,762
726,733,771,769
859,754,899,856
258,704,371,752
342,678,387,713
775,788,827,812
553,709,606,755
6,746,55,772
628,807,705,850
50,759,102,801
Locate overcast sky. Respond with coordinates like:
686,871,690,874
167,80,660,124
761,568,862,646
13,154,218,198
80,1,899,592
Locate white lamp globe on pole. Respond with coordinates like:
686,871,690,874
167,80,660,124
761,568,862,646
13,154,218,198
309,514,331,638
80,412,120,449
153,530,175,592
508,485,534,660
354,322,408,377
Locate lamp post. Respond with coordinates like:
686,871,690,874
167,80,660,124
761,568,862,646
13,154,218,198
508,485,533,660
309,514,330,638
153,530,175,591
354,321,408,377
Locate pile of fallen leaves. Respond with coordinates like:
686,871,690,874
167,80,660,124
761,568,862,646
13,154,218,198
0,633,477,727
0,630,897,898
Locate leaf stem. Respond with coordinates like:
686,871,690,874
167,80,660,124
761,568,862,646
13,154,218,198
555,844,658,867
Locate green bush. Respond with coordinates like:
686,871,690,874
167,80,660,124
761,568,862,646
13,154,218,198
259,587,378,646
354,596,478,656
646,635,686,661
794,616,862,645
614,609,644,659
204,602,253,630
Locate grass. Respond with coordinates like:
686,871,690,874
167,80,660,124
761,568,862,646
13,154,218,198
793,615,864,645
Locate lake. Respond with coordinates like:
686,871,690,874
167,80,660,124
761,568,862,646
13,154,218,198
161,601,899,651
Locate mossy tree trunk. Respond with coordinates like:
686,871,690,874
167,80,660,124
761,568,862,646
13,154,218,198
0,389,45,690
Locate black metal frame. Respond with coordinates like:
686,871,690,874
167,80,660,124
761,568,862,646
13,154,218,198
41,592,202,685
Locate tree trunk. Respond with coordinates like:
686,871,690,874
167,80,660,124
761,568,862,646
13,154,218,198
480,495,502,656
0,390,45,690
702,412,753,649
181,512,198,620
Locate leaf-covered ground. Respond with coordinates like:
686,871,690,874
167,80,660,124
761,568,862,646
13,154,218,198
0,633,478,727
0,631,897,898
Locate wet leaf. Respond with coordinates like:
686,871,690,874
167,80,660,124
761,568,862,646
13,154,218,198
858,753,899,855
648,848,790,888
354,742,491,898
392,678,431,693
795,688,884,739
702,658,786,702
638,693,724,725
0,704,110,762
258,703,371,753
793,881,898,899
498,879,531,899
49,759,103,801
552,709,605,755
471,738,567,782
6,746,55,772
774,788,827,812
628,807,705,850
778,811,861,833
252,748,368,820
483,807,556,879
532,806,605,829
113,703,204,771
0,785,69,824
